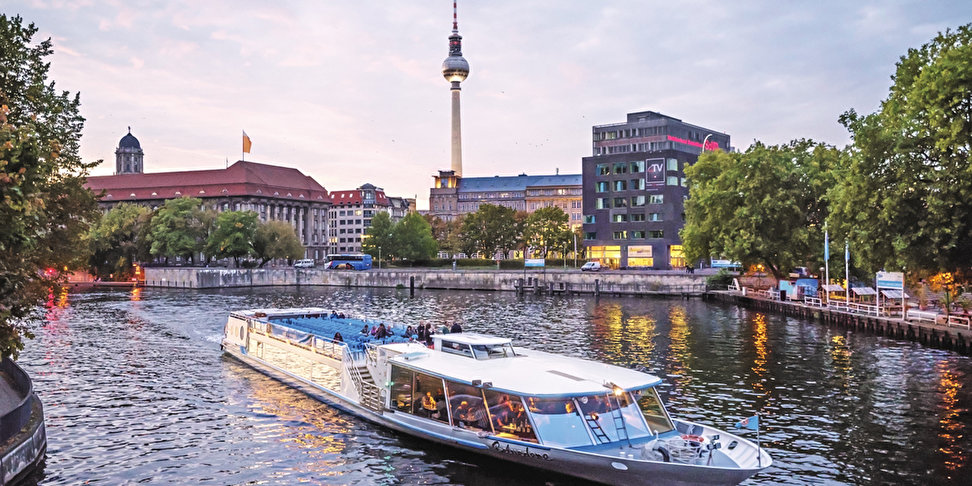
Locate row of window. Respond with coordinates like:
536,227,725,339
329,209,371,218
596,159,680,176
609,213,663,223
584,230,665,240
525,188,581,196
457,192,524,201
329,228,363,236
594,195,664,209
595,142,674,155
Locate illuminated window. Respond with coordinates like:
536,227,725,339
669,245,686,268
627,245,653,267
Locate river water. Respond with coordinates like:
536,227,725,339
17,286,971,485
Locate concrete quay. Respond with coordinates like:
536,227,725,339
706,291,972,355
143,267,708,296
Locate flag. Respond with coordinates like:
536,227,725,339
824,228,829,261
735,415,759,431
243,131,252,154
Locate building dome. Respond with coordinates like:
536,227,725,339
442,56,469,83
119,130,141,149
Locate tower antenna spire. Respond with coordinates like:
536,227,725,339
453,1,458,32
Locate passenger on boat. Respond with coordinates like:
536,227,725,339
450,321,463,333
417,323,427,341
421,392,438,418
333,332,343,343
453,401,471,425
338,312,346,319
359,325,368,335
424,326,434,346
370,325,378,336
376,323,389,339
330,310,338,319
405,325,415,338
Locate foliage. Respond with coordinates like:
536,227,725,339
0,15,99,358
830,24,972,277
252,220,304,267
149,197,205,264
705,269,735,289
423,214,464,254
363,211,395,261
522,206,571,258
390,212,437,263
681,141,841,279
460,204,519,258
86,203,151,279
207,210,259,266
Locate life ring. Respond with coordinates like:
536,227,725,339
681,434,704,444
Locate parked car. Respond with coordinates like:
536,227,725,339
294,259,315,268
581,261,602,272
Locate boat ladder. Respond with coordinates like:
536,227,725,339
609,398,631,446
343,347,383,413
585,414,611,444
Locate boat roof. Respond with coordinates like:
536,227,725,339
383,340,661,398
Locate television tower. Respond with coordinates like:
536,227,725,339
442,1,469,176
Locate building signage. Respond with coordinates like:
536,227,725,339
646,158,664,185
711,259,741,268
524,258,545,268
667,135,720,151
876,271,904,289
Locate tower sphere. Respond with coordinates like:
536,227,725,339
442,55,469,83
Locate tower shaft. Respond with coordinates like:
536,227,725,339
451,84,463,176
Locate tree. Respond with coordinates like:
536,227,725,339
0,15,99,357
522,206,571,258
87,203,152,279
362,211,395,261
830,24,972,277
149,197,205,264
207,210,259,267
390,212,437,263
252,220,304,267
681,141,840,279
460,204,519,258
424,214,463,255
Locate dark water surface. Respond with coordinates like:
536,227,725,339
18,287,971,485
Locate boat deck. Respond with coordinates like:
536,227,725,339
267,315,417,353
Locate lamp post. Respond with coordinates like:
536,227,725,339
378,246,382,270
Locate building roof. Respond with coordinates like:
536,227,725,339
86,160,330,203
328,188,389,206
118,132,141,150
458,173,582,193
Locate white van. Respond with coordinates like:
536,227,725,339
294,259,315,268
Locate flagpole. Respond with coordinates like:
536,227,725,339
845,240,850,302
242,130,245,162
756,412,761,467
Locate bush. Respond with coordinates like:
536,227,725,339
706,268,735,289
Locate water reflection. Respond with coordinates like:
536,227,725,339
750,313,768,399
936,361,966,478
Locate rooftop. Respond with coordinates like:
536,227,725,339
458,173,582,193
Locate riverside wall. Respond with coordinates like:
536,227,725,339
142,267,707,296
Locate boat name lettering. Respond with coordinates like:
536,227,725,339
490,441,552,461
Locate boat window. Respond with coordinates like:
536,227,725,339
577,394,623,443
413,373,449,424
484,390,537,443
525,397,593,448
634,388,674,435
470,343,516,360
445,381,492,432
441,340,473,358
390,365,414,413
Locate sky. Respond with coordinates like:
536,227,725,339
8,1,972,209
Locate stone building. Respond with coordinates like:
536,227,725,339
327,183,414,254
429,172,582,226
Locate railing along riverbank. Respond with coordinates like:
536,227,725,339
142,267,708,297
705,290,972,355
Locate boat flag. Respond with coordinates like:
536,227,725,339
735,415,759,431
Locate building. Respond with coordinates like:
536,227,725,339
581,110,730,269
327,183,415,254
430,171,583,226
86,130,332,260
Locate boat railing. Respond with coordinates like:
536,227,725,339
364,342,380,369
342,345,383,412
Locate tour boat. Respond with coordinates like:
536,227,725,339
222,308,772,485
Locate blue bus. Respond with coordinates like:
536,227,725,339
326,253,373,270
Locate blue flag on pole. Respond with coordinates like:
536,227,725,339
735,415,759,431
824,229,829,261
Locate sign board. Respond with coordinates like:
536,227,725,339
711,259,741,269
876,271,904,289
646,158,665,186
524,259,545,268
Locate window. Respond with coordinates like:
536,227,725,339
648,230,664,238
635,388,674,435
628,245,653,267
631,195,646,207
630,160,645,173
446,381,491,432
612,214,627,223
613,197,628,208
666,158,679,171
613,231,627,240
613,162,628,174
595,198,610,210
584,232,597,240
526,396,592,447
649,194,664,204
670,245,686,268
596,181,609,193
596,164,610,176
613,180,627,191
485,390,537,443
666,176,679,186
630,178,645,190
390,365,414,413
584,215,596,224
630,213,646,222
631,231,645,238
648,213,662,221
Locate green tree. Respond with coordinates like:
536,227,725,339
252,220,304,267
149,197,205,264
830,24,972,277
681,141,840,279
390,212,437,263
0,15,99,357
363,211,395,262
208,210,259,267
423,213,463,255
522,206,571,258
87,203,152,279
460,204,519,258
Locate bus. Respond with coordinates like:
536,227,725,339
325,253,373,270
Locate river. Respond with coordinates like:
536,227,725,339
17,286,971,485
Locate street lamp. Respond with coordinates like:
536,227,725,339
378,246,381,270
